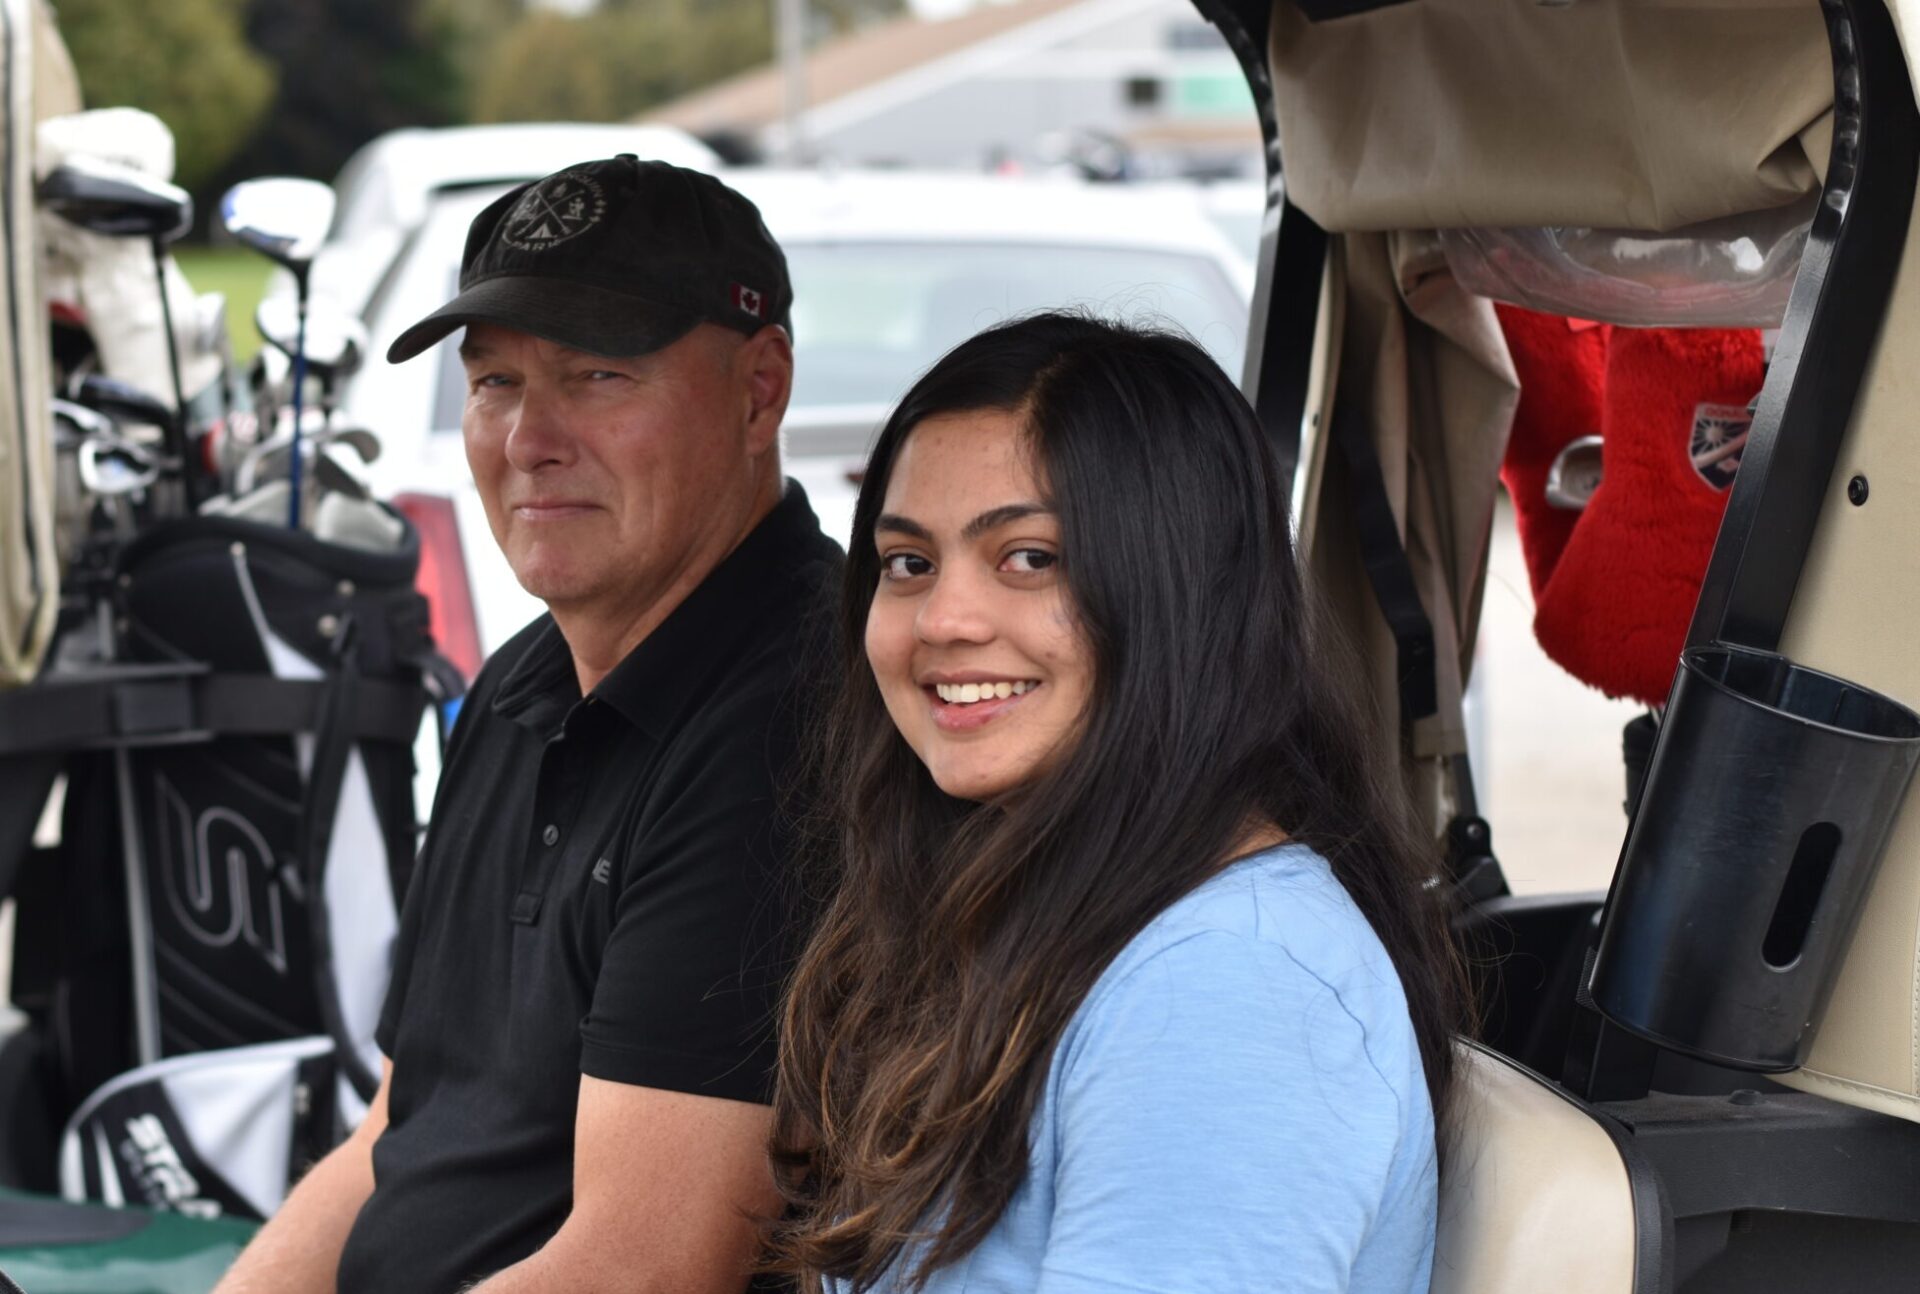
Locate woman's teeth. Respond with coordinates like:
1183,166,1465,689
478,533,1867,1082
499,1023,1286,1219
934,680,1037,704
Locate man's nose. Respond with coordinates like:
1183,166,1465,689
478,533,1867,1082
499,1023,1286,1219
502,381,576,473
915,567,994,645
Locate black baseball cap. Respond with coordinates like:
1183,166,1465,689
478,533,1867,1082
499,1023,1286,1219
386,155,793,364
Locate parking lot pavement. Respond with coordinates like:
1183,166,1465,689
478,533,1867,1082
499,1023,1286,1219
1478,497,1643,896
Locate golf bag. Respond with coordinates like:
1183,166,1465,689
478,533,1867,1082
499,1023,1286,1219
0,507,459,1219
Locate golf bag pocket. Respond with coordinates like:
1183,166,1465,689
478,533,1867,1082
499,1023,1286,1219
58,1035,337,1221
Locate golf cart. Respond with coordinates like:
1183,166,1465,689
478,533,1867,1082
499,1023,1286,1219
1187,0,1920,1289
5,1,1920,1291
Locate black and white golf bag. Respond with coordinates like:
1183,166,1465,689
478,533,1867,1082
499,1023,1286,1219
0,508,459,1220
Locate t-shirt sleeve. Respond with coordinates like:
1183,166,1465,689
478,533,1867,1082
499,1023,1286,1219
576,717,801,1105
1035,929,1420,1294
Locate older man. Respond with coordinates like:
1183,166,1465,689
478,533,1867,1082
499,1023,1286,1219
216,157,839,1293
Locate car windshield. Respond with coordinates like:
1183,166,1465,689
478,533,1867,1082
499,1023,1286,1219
431,240,1245,430
784,241,1246,408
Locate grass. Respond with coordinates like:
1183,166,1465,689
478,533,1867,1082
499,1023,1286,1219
174,246,277,364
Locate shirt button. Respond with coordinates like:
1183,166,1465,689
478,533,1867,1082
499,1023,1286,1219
541,823,560,847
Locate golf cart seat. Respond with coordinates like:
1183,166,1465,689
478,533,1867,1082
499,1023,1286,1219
1431,1041,1657,1294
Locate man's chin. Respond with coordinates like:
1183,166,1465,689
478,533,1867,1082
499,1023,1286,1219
510,563,601,610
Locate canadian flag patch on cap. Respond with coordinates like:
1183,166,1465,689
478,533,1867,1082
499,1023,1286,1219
733,283,765,319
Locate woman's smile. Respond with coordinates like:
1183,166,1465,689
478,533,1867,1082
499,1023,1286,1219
924,678,1043,731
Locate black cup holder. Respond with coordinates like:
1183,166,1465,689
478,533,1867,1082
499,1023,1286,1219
1589,643,1920,1072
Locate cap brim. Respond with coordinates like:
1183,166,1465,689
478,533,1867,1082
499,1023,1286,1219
385,275,700,364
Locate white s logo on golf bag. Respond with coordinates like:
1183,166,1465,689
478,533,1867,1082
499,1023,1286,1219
153,772,291,973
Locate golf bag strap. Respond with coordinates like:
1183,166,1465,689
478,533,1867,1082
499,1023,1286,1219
298,628,385,1105
1330,404,1438,723
0,672,424,756
1330,407,1509,896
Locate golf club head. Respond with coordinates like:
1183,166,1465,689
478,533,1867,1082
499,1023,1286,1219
39,157,193,242
1546,435,1605,510
326,426,382,465
75,373,174,430
78,434,160,497
255,296,369,380
231,429,372,505
234,426,293,496
219,178,335,278
313,444,371,501
51,397,114,446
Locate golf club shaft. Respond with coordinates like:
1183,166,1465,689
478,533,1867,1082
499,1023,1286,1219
288,291,309,529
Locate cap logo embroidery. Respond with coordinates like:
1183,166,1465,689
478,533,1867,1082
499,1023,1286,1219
501,173,607,252
733,283,765,318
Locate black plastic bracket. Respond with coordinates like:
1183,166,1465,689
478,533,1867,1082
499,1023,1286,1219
1600,1090,1920,1289
1685,0,1920,653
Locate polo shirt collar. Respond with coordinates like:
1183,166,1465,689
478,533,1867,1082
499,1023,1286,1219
490,481,826,740
490,616,576,734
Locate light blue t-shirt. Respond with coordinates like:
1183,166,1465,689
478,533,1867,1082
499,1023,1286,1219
840,843,1437,1294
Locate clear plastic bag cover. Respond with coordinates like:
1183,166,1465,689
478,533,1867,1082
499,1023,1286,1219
1437,195,1816,328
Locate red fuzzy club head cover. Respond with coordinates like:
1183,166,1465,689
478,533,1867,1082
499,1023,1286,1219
1496,305,1608,599
1497,307,1765,706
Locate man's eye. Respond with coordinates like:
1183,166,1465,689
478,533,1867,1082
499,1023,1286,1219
469,373,510,390
584,370,624,382
1002,548,1057,574
880,553,933,581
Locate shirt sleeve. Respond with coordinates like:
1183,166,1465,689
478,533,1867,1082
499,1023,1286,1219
1035,929,1418,1294
576,715,802,1105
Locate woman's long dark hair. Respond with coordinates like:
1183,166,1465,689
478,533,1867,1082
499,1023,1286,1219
768,312,1466,1291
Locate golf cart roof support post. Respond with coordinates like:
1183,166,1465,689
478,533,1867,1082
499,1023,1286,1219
1684,0,1920,655
1186,0,1324,490
1249,198,1327,491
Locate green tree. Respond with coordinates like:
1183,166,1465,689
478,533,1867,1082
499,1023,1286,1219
421,0,525,109
470,0,903,126
53,0,274,192
471,10,618,123
219,0,465,183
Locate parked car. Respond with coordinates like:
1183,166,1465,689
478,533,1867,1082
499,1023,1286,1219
341,169,1254,665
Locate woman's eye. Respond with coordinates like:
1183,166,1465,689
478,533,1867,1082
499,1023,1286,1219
1001,548,1057,574
880,553,933,581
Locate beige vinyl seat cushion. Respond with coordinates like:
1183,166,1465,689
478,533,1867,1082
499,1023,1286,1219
1431,1041,1648,1294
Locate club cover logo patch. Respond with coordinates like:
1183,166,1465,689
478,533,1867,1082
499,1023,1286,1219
1690,401,1752,492
502,173,607,252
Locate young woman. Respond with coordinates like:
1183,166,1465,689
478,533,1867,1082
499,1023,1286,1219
768,312,1466,1293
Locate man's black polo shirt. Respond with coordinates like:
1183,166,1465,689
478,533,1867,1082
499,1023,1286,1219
337,484,840,1293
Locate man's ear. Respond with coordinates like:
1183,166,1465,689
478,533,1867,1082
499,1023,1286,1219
739,324,793,456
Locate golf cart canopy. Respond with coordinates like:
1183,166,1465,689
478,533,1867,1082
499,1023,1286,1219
1270,0,1833,234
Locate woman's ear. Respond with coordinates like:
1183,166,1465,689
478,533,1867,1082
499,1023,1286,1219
740,324,795,456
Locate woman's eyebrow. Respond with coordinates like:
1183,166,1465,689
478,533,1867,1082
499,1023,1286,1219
874,513,934,541
962,503,1051,541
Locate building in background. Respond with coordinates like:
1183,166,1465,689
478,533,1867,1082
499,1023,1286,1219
641,0,1259,180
